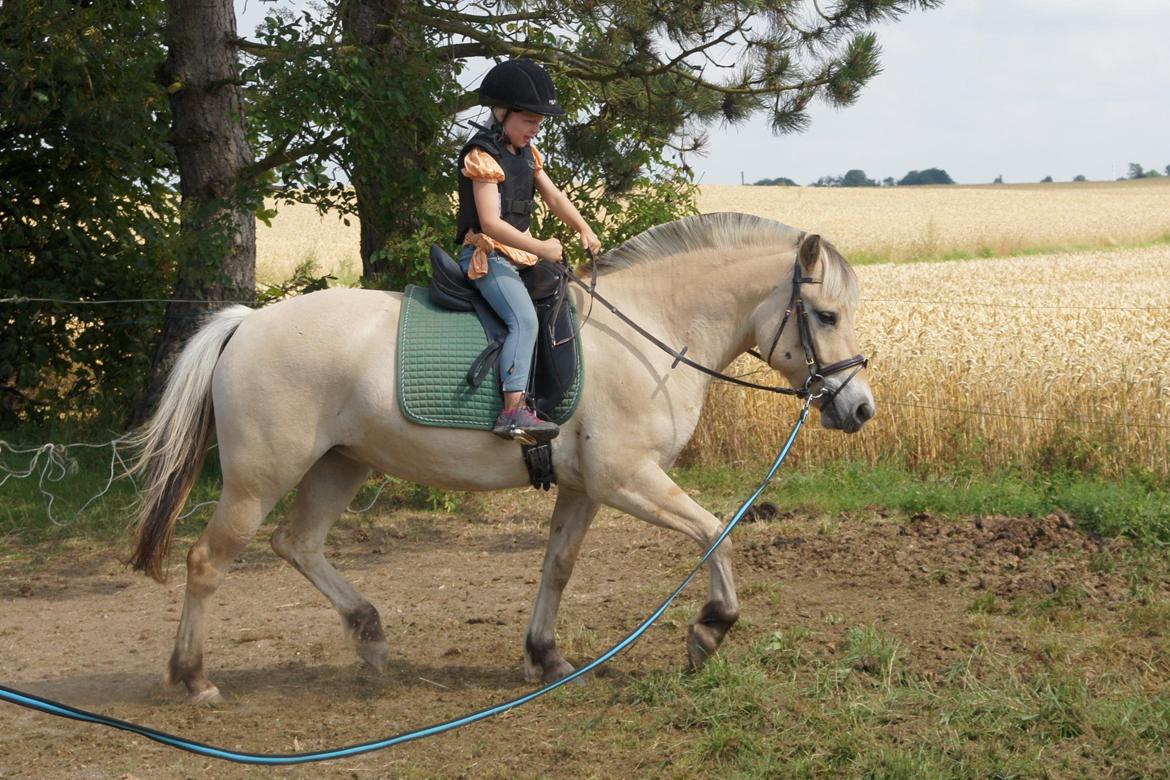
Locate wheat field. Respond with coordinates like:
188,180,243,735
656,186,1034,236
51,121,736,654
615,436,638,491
256,178,1170,284
687,244,1170,478
256,180,1170,476
699,178,1170,263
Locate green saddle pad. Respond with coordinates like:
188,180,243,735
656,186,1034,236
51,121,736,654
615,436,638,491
397,284,584,429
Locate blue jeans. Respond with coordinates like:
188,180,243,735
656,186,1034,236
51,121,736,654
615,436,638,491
458,245,538,392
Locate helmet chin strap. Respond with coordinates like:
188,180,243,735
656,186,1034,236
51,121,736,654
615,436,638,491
490,107,512,146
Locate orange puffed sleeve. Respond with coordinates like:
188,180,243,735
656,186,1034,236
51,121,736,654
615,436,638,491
461,146,505,182
530,144,544,174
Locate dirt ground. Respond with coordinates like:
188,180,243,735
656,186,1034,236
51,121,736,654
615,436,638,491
0,488,1160,779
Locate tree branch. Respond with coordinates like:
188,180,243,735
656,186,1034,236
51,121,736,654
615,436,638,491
245,129,345,177
450,90,482,114
403,8,834,97
435,41,488,61
413,6,553,25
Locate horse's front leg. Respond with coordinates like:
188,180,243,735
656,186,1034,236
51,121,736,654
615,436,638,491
597,462,740,670
524,487,600,683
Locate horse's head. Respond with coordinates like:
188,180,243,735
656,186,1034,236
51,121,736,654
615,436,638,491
751,232,875,433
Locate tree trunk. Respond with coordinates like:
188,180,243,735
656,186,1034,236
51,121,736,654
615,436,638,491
342,0,439,289
131,0,256,426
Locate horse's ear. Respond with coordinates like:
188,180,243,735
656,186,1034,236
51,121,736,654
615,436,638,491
798,233,823,272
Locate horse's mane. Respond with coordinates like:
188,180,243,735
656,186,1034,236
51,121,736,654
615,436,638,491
594,211,859,308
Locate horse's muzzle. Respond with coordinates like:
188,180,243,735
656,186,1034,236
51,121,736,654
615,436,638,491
819,385,876,433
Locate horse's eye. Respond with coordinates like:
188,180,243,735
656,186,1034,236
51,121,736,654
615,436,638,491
816,310,837,326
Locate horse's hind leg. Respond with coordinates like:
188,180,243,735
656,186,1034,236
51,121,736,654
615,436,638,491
523,487,600,683
269,450,389,671
169,484,273,703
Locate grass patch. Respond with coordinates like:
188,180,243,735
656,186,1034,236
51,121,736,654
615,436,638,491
611,624,1170,778
840,624,906,688
5,443,1167,549
670,458,1170,545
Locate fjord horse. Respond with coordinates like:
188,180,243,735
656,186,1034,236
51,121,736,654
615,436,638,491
127,213,875,702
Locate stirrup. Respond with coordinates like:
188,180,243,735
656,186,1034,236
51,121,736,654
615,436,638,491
509,427,539,446
493,421,556,445
493,404,558,445
492,413,539,444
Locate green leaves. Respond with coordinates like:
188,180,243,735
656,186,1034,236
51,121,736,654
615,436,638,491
1,0,177,426
235,0,932,284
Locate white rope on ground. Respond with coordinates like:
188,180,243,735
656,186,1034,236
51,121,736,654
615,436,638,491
177,500,219,520
2,437,396,527
0,438,128,527
347,477,393,514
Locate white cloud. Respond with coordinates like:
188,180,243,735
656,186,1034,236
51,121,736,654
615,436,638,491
695,1,1170,184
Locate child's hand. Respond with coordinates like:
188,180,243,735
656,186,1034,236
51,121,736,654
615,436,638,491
579,229,602,255
539,237,563,262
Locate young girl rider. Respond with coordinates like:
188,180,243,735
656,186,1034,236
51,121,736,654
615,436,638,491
455,59,603,443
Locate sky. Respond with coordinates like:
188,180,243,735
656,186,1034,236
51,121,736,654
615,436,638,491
235,0,1170,186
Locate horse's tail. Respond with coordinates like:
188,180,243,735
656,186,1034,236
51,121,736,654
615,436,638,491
126,305,253,582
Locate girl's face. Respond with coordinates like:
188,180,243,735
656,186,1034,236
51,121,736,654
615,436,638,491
496,108,544,148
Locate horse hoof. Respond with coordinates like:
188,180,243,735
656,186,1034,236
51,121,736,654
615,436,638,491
686,626,718,671
187,686,223,706
542,659,577,685
357,640,391,672
523,655,542,683
524,654,576,685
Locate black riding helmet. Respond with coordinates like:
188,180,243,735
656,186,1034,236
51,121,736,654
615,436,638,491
477,58,566,117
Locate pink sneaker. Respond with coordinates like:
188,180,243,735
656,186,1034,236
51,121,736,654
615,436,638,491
492,406,559,444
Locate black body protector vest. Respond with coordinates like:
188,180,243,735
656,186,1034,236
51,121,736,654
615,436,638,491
455,127,538,245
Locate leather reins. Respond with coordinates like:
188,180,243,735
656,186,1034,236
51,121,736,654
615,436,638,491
564,249,868,402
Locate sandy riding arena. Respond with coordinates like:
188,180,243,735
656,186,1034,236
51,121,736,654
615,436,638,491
2,489,1168,778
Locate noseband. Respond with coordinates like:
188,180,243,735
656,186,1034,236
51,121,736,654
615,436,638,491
751,260,868,404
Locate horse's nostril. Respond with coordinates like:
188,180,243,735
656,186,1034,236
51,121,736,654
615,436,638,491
855,402,874,423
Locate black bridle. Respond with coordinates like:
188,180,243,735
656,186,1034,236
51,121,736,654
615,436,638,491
564,251,868,402
749,258,869,404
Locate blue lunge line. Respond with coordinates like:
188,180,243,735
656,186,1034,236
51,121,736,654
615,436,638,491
0,400,812,765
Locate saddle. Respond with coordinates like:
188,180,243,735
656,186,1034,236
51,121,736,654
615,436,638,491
426,245,580,418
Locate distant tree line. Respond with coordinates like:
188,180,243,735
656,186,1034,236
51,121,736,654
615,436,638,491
754,176,798,187
753,167,953,187
755,162,1170,188
1125,163,1168,180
